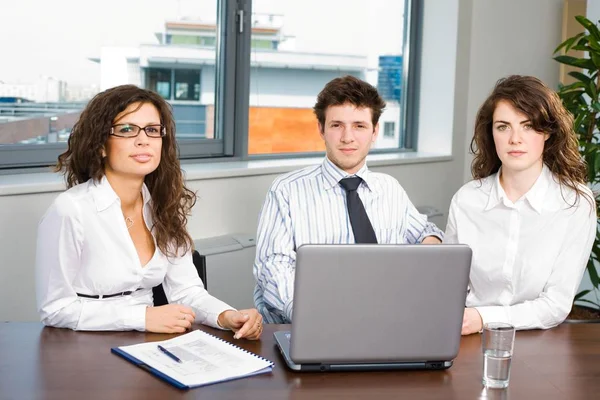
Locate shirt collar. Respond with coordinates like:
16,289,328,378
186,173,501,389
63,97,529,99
484,164,552,214
523,164,554,214
320,157,372,191
91,175,151,212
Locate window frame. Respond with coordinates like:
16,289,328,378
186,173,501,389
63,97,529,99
0,0,421,170
0,0,239,170
240,0,422,160
147,67,173,99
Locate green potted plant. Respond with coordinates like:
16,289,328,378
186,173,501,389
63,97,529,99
553,15,600,321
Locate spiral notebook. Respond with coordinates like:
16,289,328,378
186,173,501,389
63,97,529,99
111,329,274,389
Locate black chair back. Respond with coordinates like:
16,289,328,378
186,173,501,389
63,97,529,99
152,250,207,306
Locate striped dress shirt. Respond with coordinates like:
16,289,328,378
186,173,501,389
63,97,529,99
253,157,444,323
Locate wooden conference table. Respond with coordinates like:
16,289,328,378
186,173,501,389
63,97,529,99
0,322,598,399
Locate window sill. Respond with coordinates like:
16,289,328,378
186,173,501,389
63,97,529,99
0,152,452,196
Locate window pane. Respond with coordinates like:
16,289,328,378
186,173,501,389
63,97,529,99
248,0,407,155
200,37,216,47
171,34,201,45
0,0,222,167
251,39,276,50
174,70,200,101
384,122,395,137
148,68,172,99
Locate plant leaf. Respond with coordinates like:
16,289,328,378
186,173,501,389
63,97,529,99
577,36,590,47
588,256,600,287
555,22,600,293
592,52,600,69
568,71,593,85
573,110,588,132
571,44,594,52
575,298,600,309
559,81,586,92
560,88,586,102
589,79,599,98
588,37,600,52
587,153,598,181
594,154,600,180
554,32,586,54
554,55,596,70
576,15,600,42
574,290,592,301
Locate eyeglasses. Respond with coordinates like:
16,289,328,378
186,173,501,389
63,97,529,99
110,123,166,138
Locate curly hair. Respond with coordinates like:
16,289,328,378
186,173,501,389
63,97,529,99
56,85,196,257
313,75,386,129
470,75,591,207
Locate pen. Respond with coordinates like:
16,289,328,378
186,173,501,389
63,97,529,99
157,345,182,363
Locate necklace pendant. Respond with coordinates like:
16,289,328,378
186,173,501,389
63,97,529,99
125,217,134,229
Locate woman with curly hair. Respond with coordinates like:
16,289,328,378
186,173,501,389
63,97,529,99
445,75,596,335
36,85,263,339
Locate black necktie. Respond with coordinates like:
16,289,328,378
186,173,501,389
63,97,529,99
339,177,378,244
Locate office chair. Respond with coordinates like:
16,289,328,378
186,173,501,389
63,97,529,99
152,250,207,306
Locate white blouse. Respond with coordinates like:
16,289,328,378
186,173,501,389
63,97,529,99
35,176,232,331
444,165,596,330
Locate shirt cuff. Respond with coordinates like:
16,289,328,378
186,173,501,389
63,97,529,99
417,223,445,243
208,306,237,330
474,306,510,328
122,304,148,332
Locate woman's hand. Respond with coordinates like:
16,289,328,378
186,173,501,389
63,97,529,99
461,307,483,335
218,309,263,340
145,304,196,333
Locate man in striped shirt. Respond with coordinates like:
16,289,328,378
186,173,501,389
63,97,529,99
253,76,444,323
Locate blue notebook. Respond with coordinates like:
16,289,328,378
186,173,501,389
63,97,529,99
111,329,273,389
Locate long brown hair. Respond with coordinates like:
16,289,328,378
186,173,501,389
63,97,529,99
56,85,195,257
470,75,591,206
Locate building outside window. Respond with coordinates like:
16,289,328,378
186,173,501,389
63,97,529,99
0,0,416,168
174,70,200,101
383,121,395,138
148,68,172,99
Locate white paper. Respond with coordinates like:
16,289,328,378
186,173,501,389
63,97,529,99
118,330,272,387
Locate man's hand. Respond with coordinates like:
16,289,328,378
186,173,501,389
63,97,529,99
462,308,483,335
145,304,196,333
218,309,263,340
422,236,442,244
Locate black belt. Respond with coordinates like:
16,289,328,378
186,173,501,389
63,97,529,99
76,288,142,299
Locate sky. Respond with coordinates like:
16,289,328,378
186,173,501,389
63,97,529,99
0,0,404,86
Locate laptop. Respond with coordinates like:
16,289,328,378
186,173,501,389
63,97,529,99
274,244,472,372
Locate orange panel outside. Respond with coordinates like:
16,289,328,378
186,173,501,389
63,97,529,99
248,107,325,155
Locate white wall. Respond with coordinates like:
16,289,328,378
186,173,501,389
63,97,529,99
461,0,563,181
588,0,600,23
417,0,460,155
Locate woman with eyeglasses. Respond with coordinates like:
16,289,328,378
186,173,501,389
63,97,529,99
445,76,596,335
35,85,263,339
